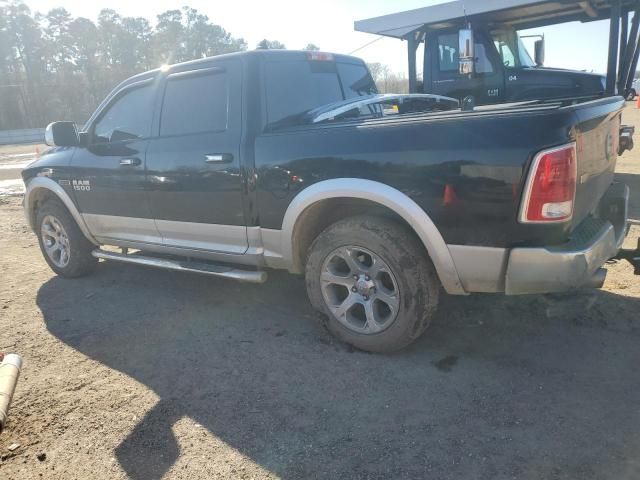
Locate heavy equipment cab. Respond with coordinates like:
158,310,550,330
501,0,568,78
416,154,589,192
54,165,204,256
424,25,606,104
356,0,640,105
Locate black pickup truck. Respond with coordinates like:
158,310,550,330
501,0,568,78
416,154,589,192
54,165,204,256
23,50,633,352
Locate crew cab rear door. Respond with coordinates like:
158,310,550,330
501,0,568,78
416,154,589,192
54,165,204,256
145,60,247,254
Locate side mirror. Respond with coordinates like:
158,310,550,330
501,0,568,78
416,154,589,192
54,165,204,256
458,28,475,75
534,38,545,66
44,121,79,147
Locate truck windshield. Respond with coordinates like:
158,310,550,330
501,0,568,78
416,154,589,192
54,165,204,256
493,29,535,68
265,59,377,129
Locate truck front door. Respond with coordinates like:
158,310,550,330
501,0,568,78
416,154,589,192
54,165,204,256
427,31,505,105
70,80,161,245
145,60,248,254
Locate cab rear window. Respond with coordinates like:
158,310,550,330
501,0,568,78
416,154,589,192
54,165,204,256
265,59,376,125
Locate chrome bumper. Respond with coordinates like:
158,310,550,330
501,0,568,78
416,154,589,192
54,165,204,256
505,183,629,295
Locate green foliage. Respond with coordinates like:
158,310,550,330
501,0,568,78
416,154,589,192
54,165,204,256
303,43,320,51
256,39,286,50
0,1,248,129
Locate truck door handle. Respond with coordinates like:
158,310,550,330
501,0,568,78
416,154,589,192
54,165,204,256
119,157,141,166
204,153,233,163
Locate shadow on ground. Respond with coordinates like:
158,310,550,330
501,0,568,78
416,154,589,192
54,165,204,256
37,262,640,479
616,173,640,222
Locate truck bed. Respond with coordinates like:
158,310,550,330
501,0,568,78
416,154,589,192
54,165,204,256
256,96,626,249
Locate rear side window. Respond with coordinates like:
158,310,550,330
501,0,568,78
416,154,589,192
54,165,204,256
160,70,228,136
265,59,377,125
93,85,154,143
337,63,377,98
266,60,342,125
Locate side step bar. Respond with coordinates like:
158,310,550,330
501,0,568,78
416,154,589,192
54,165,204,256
91,250,268,283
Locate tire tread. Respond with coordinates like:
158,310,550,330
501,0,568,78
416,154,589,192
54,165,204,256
305,215,440,352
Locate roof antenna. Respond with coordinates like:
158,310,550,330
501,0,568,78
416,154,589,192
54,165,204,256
463,4,471,29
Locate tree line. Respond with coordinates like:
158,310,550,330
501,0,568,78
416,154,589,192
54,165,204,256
0,2,284,129
0,0,402,130
367,62,409,95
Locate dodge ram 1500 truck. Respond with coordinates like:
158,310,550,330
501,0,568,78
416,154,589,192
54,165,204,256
23,50,633,352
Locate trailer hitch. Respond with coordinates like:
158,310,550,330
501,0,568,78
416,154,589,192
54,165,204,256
619,125,635,155
614,238,640,275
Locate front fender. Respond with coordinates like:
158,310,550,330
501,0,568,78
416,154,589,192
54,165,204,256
23,177,99,245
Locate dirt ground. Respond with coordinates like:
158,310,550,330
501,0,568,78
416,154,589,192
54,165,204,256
0,144,45,196
0,108,639,480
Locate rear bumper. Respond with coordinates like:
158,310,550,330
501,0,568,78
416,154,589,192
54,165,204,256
505,182,629,295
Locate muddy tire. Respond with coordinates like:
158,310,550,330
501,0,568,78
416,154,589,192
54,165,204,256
36,199,97,277
305,215,440,353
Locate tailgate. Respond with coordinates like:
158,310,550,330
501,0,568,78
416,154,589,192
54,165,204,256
568,97,625,229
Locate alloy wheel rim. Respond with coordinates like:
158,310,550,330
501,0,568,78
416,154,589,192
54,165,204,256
41,215,71,268
320,245,400,335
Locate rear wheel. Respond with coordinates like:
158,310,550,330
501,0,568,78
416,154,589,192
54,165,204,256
36,200,97,277
305,215,440,353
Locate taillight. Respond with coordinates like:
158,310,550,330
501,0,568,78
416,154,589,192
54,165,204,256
519,143,577,223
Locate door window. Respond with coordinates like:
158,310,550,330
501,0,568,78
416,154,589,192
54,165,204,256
474,44,494,74
438,34,460,72
160,70,229,137
495,41,516,67
93,85,154,143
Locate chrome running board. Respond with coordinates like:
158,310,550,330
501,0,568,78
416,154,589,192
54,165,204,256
91,249,267,283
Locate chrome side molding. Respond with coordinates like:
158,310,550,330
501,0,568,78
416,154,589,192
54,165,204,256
92,249,267,283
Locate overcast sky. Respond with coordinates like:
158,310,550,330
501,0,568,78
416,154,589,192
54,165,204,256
23,0,613,75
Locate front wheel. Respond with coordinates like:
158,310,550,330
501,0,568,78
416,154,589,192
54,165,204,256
305,215,440,353
627,89,636,101
36,200,97,277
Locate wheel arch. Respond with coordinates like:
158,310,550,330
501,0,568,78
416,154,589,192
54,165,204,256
24,177,99,245
280,179,467,295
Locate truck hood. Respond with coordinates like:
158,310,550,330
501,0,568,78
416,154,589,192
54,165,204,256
21,146,74,183
509,67,605,101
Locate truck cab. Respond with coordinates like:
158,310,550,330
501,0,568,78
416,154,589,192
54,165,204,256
355,0,640,106
424,25,606,104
